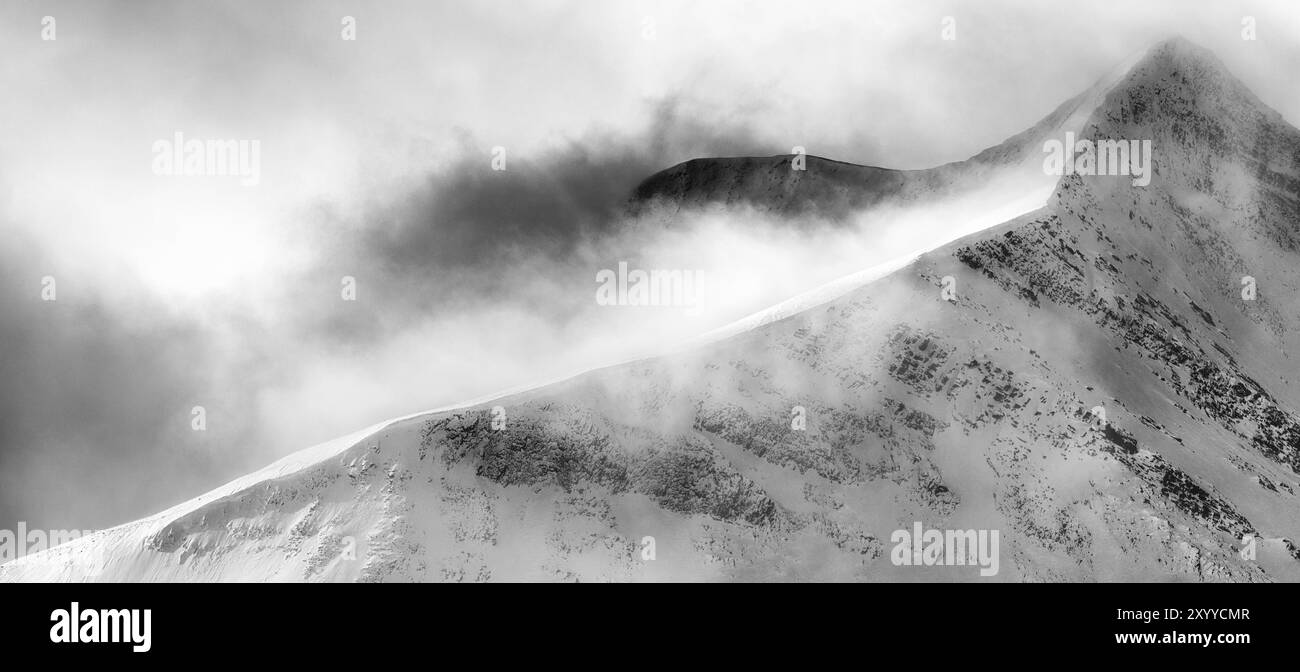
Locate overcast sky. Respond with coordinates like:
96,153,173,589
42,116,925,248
2,0,1299,533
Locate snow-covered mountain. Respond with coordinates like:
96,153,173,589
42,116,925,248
6,37,1300,582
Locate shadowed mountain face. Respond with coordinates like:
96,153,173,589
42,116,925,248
6,38,1300,582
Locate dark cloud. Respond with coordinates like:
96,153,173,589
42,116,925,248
0,228,271,531
283,95,769,343
370,95,767,265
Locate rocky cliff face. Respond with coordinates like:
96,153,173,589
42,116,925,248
5,38,1300,582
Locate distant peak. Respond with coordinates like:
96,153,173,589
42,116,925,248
1132,35,1228,76
1150,34,1196,51
1092,35,1254,111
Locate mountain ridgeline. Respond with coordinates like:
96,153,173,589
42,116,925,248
5,38,1300,582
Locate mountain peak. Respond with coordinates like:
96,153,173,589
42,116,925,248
1148,34,1201,54
1111,35,1250,103
1151,35,1226,68
1055,35,1287,188
627,38,1269,221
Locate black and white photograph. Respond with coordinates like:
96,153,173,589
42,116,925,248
1,0,1298,658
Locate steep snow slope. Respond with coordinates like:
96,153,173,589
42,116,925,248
5,38,1300,582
